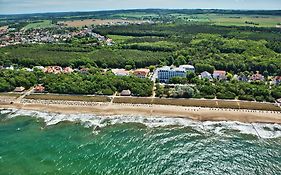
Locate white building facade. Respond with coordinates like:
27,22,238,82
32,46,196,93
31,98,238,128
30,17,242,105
157,65,195,83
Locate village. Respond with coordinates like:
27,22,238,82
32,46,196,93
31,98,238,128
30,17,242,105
0,26,114,47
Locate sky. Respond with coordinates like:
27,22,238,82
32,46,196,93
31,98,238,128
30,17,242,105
0,0,280,14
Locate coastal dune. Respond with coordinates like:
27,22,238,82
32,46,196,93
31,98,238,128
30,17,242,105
1,101,281,124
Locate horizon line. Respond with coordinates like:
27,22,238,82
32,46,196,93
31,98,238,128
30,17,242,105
1,8,281,16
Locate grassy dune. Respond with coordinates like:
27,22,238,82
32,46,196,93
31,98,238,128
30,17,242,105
113,97,281,111
25,94,111,102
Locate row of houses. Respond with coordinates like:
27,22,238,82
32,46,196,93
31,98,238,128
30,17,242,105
155,65,281,85
0,65,90,74
201,70,281,85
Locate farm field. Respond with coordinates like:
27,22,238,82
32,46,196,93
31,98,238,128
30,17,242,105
212,15,281,27
59,19,147,27
163,13,281,27
23,20,55,30
111,12,160,19
107,35,135,43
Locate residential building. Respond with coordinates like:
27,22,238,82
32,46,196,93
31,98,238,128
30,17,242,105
34,85,45,93
80,68,89,74
157,66,186,83
44,66,63,74
23,68,33,72
273,76,281,85
112,69,130,76
5,65,14,70
250,72,264,81
238,74,249,82
63,67,74,74
133,69,150,78
213,70,227,80
179,65,195,73
200,71,212,80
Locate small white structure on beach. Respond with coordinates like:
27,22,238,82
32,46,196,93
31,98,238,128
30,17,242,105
14,87,25,92
120,90,131,96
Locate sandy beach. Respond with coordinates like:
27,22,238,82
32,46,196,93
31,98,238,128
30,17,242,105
0,98,281,124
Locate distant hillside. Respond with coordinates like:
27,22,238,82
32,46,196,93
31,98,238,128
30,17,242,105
1,9,281,20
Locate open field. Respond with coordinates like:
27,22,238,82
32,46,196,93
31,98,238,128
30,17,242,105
25,94,111,102
167,13,281,27
113,97,281,111
212,15,281,27
111,12,160,19
59,19,146,27
23,20,55,30
107,35,135,43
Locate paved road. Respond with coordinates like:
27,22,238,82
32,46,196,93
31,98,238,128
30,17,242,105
14,87,34,103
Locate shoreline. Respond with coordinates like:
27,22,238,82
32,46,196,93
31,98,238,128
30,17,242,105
1,99,281,124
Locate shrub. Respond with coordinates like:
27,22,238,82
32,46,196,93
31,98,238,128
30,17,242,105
217,92,236,99
255,96,265,102
204,95,216,99
238,95,255,101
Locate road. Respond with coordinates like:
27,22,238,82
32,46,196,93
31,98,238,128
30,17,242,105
14,87,34,103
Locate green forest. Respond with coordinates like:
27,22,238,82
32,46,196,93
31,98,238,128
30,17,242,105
0,69,153,96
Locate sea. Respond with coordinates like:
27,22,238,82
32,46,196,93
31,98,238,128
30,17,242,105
0,108,281,175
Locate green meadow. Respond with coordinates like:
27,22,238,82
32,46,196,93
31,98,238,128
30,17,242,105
23,20,55,30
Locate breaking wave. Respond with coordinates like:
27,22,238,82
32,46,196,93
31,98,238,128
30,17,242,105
1,108,281,139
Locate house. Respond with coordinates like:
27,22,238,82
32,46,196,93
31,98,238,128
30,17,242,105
63,67,73,74
80,68,89,74
120,90,131,96
157,66,186,83
23,68,33,72
213,70,227,80
44,66,63,74
133,69,150,78
112,69,130,76
238,74,249,82
106,38,114,46
14,87,25,92
273,76,281,85
34,85,45,93
179,65,195,73
250,72,264,81
200,71,212,80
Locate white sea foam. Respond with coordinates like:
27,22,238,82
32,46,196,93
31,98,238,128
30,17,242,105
1,108,281,139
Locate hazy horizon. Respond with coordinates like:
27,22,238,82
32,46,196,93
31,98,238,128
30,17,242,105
0,0,280,15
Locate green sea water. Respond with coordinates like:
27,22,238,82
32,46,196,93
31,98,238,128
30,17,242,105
0,111,281,175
